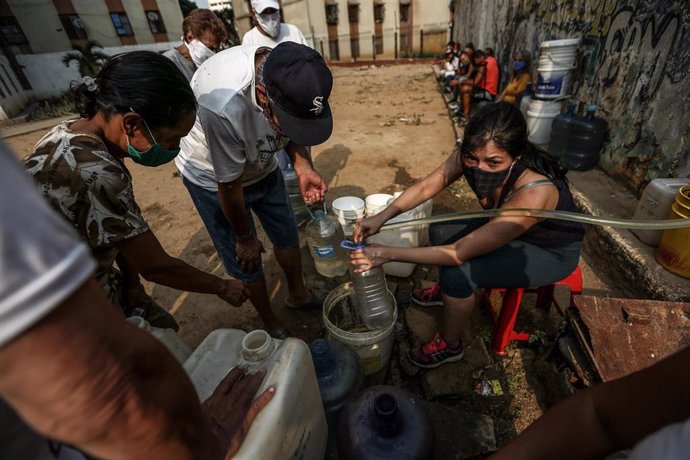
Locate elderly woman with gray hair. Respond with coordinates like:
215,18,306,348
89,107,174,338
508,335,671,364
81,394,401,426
498,49,532,104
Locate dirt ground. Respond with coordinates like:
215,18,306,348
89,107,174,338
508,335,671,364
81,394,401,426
4,63,622,456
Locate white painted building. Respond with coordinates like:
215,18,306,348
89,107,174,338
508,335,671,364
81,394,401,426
0,0,185,119
208,0,233,12
232,0,451,61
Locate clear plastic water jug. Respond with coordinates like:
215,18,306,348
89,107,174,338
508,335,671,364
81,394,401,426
561,104,607,171
283,163,309,226
548,103,577,161
305,205,348,277
349,262,395,330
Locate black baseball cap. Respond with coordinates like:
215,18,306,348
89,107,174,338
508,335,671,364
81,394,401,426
263,42,333,146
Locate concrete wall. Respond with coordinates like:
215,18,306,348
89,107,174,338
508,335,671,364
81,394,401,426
451,0,690,191
16,41,178,99
71,0,122,47
8,0,72,54
155,0,186,41
7,0,184,53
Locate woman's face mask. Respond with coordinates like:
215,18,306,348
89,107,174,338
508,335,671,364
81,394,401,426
186,38,215,67
256,11,281,38
463,159,516,199
126,114,180,167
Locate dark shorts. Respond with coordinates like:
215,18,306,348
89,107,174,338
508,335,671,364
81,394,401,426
183,169,299,283
431,219,582,298
472,88,496,101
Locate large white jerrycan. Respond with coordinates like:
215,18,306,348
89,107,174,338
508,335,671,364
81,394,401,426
184,329,327,460
126,316,192,364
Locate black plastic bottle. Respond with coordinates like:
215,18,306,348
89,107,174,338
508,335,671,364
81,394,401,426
548,103,577,161
337,385,435,460
561,104,608,171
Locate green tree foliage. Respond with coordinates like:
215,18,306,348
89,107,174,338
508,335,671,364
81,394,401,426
61,40,109,77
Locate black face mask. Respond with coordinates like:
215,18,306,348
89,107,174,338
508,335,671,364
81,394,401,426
463,162,515,199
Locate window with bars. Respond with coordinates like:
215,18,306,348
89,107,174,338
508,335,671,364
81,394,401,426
145,10,166,34
374,4,384,23
399,3,410,22
110,12,133,37
325,4,338,26
348,4,359,24
0,17,28,45
59,14,87,40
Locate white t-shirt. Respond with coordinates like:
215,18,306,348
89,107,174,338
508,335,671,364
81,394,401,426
0,143,94,459
241,23,308,48
0,143,95,348
627,418,690,460
176,45,289,191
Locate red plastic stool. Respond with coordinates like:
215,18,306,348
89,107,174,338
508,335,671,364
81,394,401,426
481,265,583,356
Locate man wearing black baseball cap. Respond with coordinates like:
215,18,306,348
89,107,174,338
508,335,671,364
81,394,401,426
176,42,332,337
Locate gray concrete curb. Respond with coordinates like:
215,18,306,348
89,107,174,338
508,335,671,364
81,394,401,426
569,177,690,302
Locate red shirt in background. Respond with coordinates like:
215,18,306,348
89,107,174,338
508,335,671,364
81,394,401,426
479,56,499,96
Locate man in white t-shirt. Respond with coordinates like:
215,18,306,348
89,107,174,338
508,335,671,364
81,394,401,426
242,0,308,48
176,42,331,338
0,144,272,458
242,0,310,171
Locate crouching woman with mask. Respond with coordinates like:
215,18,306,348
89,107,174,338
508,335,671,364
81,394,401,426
352,102,584,369
24,51,250,329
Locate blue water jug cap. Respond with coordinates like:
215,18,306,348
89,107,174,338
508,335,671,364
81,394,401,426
587,104,597,112
309,339,336,376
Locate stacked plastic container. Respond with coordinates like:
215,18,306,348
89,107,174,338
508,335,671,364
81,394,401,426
525,38,579,145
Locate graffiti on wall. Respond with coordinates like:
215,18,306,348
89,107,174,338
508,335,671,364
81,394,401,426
454,0,690,190
597,4,681,100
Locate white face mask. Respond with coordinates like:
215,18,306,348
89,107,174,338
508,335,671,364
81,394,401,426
185,38,215,67
256,11,281,38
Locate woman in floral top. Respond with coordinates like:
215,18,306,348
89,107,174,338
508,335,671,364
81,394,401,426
25,51,250,329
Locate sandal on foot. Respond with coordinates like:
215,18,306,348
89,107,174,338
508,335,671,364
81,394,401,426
285,289,324,310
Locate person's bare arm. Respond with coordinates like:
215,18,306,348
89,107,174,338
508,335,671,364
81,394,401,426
217,178,264,274
490,347,690,460
354,148,464,241
116,230,250,306
352,184,556,269
0,277,222,459
473,64,486,86
285,142,327,204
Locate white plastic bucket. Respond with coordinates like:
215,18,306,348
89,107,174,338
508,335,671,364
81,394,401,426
365,193,395,216
332,196,366,236
323,282,397,377
526,98,562,145
367,196,433,278
535,38,578,99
